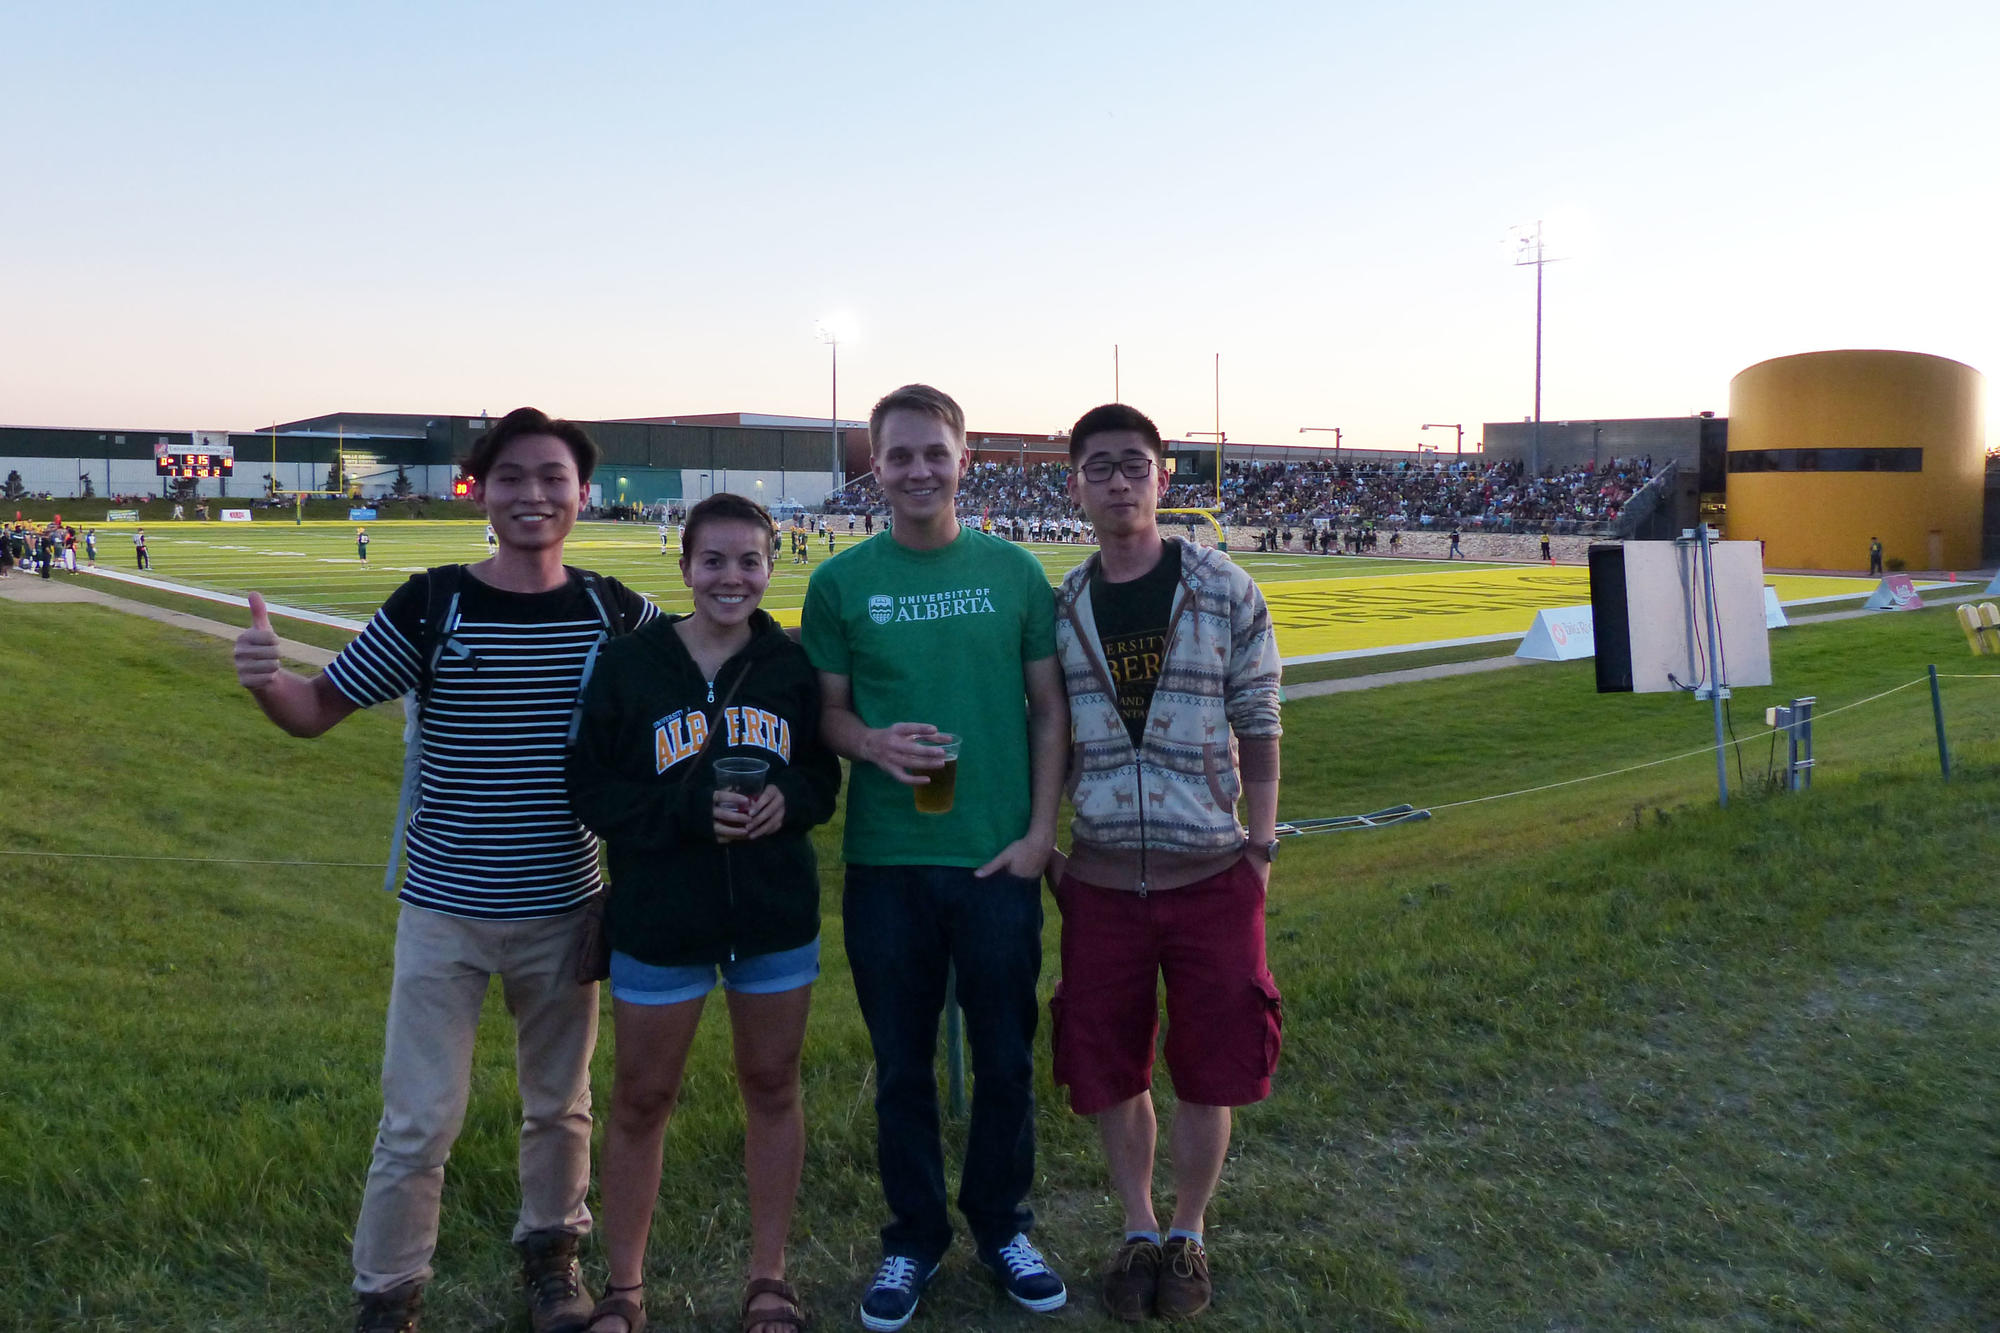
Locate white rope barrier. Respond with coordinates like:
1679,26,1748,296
1425,675,1946,814
7,677,2000,867
0,849,380,869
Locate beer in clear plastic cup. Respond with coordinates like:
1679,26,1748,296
913,737,962,814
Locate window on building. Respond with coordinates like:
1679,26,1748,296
1727,448,1923,473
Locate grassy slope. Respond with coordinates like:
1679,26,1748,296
2,602,1998,1329
62,576,362,653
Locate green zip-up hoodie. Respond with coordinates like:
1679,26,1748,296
566,609,841,967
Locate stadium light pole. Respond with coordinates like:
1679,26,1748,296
1299,426,1342,463
1421,423,1464,456
1512,221,1555,477
812,316,852,498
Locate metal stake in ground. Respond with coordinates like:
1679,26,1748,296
1929,664,1951,782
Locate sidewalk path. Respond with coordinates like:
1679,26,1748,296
0,573,337,669
1287,654,1528,698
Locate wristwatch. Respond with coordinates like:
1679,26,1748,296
1249,838,1280,864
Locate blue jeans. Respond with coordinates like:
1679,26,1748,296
843,865,1042,1263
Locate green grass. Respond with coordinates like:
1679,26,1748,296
4,599,2000,1329
71,561,1530,679
52,575,363,654
92,520,1526,624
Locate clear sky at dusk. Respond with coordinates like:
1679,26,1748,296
4,0,1994,449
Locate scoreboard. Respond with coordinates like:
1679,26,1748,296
156,452,235,479
156,435,234,479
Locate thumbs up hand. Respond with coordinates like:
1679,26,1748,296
234,591,283,692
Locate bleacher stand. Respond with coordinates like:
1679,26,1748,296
820,457,1659,545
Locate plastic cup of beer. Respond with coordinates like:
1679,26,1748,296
713,757,769,839
913,736,962,814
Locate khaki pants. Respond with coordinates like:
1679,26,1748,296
351,903,598,1294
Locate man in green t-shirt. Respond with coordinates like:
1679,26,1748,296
802,384,1070,1331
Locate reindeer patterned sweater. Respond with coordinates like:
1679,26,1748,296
1055,538,1282,892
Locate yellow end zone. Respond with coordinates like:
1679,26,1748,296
1263,567,1891,660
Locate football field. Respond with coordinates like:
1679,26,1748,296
92,520,1891,661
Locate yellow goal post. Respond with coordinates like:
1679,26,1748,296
1158,507,1228,550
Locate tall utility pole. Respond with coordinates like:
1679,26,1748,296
816,322,842,496
1513,221,1551,477
1421,423,1464,455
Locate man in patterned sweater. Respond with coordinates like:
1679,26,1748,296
1047,402,1284,1324
231,407,655,1333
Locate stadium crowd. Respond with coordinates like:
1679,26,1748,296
823,455,1659,538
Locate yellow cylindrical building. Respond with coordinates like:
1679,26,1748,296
1726,350,1985,572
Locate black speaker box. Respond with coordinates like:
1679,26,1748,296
1588,543,1632,694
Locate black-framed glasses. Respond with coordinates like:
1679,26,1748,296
1078,456,1158,483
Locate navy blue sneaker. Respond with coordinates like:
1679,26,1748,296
981,1233,1068,1313
860,1254,940,1332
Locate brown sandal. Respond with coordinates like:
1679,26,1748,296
741,1277,806,1332
585,1282,646,1333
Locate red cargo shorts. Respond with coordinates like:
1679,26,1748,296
1050,856,1282,1116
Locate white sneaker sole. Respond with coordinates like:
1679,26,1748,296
858,1263,940,1332
1005,1286,1069,1314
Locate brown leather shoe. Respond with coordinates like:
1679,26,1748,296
1100,1238,1162,1323
1156,1236,1212,1319
517,1228,595,1333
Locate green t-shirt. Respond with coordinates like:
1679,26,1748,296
802,527,1056,867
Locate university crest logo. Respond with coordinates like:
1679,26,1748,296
868,594,895,625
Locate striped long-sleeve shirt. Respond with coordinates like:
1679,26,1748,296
324,569,655,920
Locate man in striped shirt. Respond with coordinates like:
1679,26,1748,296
232,408,654,1333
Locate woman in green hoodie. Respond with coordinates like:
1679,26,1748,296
567,492,840,1333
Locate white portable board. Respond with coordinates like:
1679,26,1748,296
1621,541,1772,693
1863,575,1924,611
1764,585,1788,628
1516,606,1596,661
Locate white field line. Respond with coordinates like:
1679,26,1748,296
83,567,367,631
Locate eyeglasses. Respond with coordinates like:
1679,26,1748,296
1078,456,1158,483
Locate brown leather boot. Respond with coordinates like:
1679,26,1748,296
354,1280,424,1333
517,1228,595,1333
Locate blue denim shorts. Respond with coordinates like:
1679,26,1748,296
608,938,821,1007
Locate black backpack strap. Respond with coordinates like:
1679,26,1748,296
413,564,472,700
571,568,632,639
564,569,633,745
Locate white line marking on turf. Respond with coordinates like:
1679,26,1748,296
83,567,367,631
